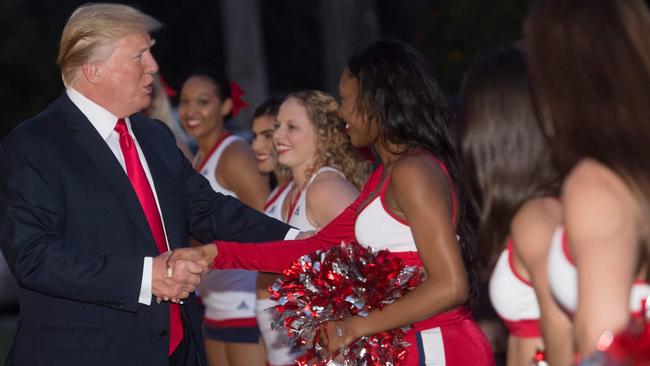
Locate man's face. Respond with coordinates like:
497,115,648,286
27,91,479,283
97,32,158,117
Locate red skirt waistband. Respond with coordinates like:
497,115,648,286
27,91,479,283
387,252,472,331
411,306,473,331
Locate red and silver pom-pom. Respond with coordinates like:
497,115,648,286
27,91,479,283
579,313,650,365
269,242,424,366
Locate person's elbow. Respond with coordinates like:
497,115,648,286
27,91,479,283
444,275,470,307
424,271,470,310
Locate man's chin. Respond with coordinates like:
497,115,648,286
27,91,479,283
138,97,153,113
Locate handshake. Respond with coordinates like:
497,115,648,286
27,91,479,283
151,244,218,303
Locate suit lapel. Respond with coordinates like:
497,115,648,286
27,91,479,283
58,94,158,252
131,115,183,250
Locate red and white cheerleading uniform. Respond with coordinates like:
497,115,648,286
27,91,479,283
195,132,259,340
286,167,343,230
547,226,650,317
264,181,293,221
489,240,541,338
214,158,495,365
257,167,345,365
256,180,296,365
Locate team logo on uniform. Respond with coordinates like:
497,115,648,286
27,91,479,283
237,301,249,310
268,206,276,214
294,206,300,216
201,169,208,176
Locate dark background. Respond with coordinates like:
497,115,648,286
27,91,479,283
0,0,530,138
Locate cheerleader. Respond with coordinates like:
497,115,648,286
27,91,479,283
459,45,573,365
173,40,496,366
251,91,367,366
179,71,268,366
526,0,650,358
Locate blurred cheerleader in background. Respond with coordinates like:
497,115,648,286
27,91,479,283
459,45,573,366
179,70,268,366
526,0,650,361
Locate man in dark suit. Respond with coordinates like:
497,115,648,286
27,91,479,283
0,3,295,365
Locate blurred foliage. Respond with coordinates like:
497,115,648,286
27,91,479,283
416,0,531,94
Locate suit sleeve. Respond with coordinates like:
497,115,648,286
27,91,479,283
0,130,143,312
183,149,294,244
212,170,376,272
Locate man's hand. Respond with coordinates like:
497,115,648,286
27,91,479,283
167,244,217,276
152,251,205,303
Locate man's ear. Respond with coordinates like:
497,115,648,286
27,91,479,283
220,98,233,117
81,62,103,85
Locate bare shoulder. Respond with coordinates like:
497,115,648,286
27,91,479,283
307,170,358,205
390,154,450,196
221,138,254,160
563,159,639,246
306,170,358,227
512,197,562,236
219,139,256,170
511,197,562,259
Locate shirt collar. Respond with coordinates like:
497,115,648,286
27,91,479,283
66,87,130,140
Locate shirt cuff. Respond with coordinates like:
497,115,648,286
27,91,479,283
284,228,300,240
139,257,153,305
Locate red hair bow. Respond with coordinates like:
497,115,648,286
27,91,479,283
229,81,249,117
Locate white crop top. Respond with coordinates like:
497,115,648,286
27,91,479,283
195,133,242,197
286,166,344,232
548,225,650,315
355,157,457,254
264,181,294,221
489,240,541,337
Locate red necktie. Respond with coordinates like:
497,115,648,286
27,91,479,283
114,119,183,355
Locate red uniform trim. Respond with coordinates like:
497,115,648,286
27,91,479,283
561,227,576,265
204,317,258,328
378,155,458,226
411,306,472,331
507,239,533,287
285,187,302,222
194,132,233,172
264,181,291,211
500,318,542,338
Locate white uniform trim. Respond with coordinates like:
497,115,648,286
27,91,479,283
420,327,447,365
489,245,541,322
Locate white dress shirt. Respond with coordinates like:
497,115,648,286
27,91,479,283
67,88,164,306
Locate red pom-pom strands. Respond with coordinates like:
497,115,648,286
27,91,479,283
578,308,650,366
268,242,424,366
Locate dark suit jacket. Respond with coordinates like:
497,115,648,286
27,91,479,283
0,94,291,366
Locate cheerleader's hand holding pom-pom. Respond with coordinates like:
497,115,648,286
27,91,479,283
270,241,423,366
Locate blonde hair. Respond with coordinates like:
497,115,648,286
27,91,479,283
57,3,162,86
287,90,370,190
